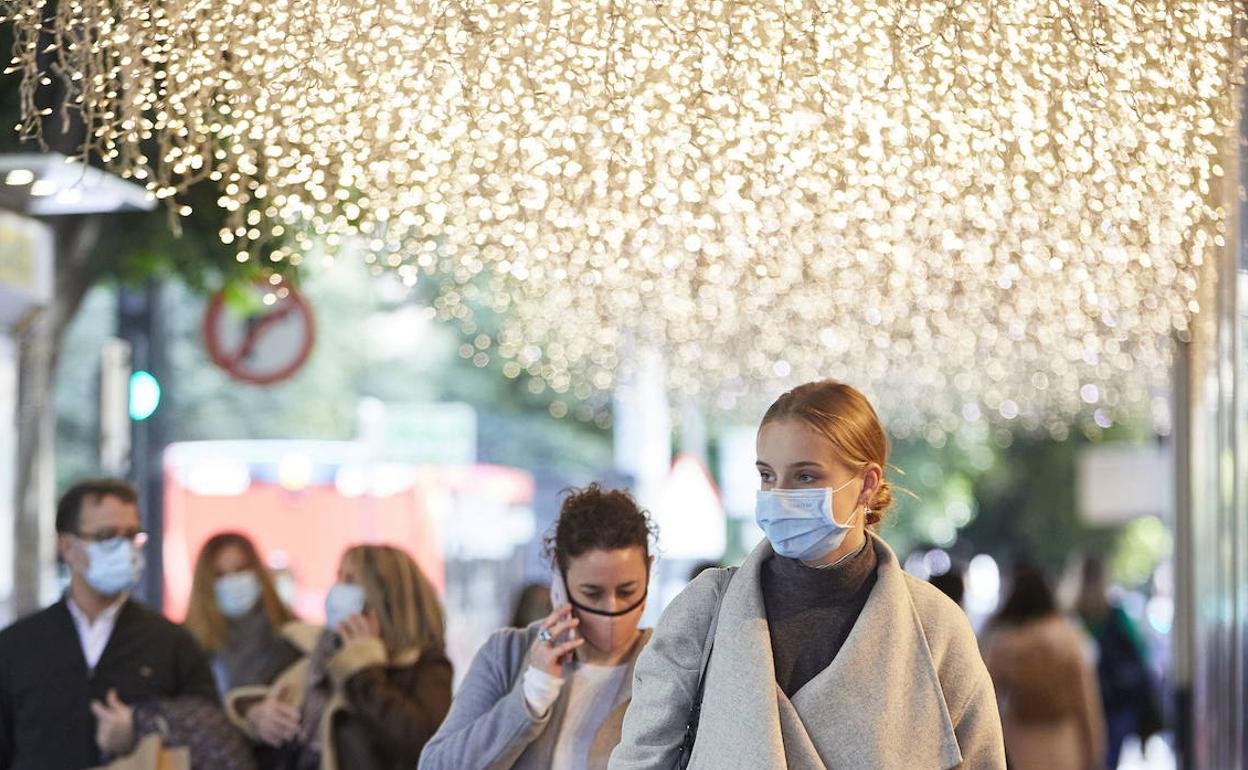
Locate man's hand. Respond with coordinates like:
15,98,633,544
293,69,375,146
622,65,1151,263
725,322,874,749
90,689,135,757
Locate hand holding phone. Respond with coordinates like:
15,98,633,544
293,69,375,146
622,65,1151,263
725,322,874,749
528,571,583,675
530,604,583,676
548,571,579,645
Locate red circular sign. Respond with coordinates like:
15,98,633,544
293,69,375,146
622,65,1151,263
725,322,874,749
203,282,315,385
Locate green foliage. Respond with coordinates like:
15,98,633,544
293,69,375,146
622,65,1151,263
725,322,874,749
120,255,609,474
959,431,1117,570
1111,515,1173,588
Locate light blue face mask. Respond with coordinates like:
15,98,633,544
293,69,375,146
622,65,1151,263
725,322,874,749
755,477,862,562
215,571,262,618
83,537,145,596
324,583,367,630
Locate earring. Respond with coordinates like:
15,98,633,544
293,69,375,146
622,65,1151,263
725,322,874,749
863,506,873,520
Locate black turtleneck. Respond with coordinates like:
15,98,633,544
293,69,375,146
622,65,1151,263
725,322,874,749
761,538,879,698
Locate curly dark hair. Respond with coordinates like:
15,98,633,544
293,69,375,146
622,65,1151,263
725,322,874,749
543,483,658,571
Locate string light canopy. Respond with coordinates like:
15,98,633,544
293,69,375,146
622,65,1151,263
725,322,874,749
2,0,1238,437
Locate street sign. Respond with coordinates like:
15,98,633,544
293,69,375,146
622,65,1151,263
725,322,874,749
203,281,315,385
358,400,479,466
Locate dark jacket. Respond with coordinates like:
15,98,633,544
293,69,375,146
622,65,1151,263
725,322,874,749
0,598,218,770
227,636,452,770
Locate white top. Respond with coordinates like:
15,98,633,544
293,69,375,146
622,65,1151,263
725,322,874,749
66,594,127,671
523,665,564,717
550,662,630,770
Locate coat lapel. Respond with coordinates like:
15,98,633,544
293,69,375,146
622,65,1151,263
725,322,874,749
693,542,789,769
790,535,963,768
695,536,964,770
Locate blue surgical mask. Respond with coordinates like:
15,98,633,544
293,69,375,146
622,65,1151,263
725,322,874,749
83,538,145,596
215,571,262,618
755,477,861,562
324,583,366,629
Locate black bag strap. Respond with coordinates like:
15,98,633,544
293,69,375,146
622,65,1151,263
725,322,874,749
675,566,736,769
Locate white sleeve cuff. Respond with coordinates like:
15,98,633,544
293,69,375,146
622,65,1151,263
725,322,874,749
522,664,564,718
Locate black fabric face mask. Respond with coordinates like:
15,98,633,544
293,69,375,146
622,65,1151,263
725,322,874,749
567,591,648,617
561,568,649,617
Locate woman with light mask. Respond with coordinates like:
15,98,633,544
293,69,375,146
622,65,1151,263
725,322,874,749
185,532,312,693
226,543,452,770
610,381,1006,770
420,484,657,770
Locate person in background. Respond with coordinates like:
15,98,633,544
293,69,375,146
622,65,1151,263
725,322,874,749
1076,553,1162,769
0,479,217,770
609,380,1005,769
509,583,554,629
185,532,318,693
686,561,721,583
929,562,966,608
981,564,1105,770
420,484,657,770
226,544,452,770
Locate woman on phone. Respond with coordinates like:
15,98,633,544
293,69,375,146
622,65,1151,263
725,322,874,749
227,544,452,769
420,484,657,770
609,380,1005,769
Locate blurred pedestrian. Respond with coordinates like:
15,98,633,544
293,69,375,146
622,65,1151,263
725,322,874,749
610,380,1006,769
509,583,554,629
421,484,657,770
1076,554,1162,769
929,562,966,607
226,544,452,769
185,532,318,693
686,561,720,583
982,564,1105,770
0,479,217,770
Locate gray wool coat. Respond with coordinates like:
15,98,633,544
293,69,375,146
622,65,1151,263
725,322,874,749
419,623,653,770
609,534,1007,770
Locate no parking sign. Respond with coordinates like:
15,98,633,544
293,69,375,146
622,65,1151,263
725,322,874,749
203,280,315,385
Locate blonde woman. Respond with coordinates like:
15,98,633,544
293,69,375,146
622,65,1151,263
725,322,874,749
185,532,314,693
609,380,1006,769
227,544,452,770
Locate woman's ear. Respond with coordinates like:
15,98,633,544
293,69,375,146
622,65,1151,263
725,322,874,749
860,466,882,506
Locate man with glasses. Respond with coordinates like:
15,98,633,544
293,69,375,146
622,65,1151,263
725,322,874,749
0,479,217,770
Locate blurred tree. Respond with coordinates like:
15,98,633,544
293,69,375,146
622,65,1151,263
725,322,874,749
54,257,614,484
2,20,282,613
961,431,1118,572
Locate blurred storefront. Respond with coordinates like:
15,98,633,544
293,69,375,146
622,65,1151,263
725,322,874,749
1172,100,1248,769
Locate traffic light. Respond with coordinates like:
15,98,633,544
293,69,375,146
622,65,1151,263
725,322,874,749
128,370,161,421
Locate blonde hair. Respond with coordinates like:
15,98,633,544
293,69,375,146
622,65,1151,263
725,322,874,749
185,532,294,652
343,544,445,656
762,380,895,527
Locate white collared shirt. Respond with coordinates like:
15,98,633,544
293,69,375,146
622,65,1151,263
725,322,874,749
66,594,127,671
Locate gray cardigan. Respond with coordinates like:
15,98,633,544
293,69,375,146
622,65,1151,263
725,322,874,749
609,534,1007,770
419,623,652,770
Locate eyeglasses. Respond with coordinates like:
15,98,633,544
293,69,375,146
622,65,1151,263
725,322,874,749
75,529,149,548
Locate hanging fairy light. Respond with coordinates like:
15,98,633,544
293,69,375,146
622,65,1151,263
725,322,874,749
1,0,1238,434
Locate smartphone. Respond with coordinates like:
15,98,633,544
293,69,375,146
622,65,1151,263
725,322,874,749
548,571,579,647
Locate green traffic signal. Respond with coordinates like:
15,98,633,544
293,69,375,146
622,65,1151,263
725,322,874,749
128,370,161,421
